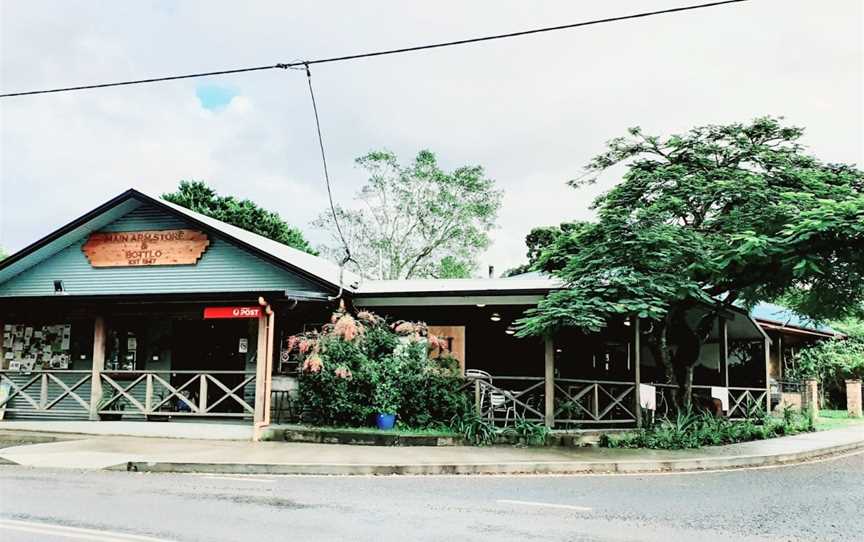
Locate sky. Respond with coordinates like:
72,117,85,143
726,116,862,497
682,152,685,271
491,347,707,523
1,0,862,274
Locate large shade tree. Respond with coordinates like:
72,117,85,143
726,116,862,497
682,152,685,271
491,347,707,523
505,222,586,276
163,181,316,254
315,150,502,279
517,117,864,408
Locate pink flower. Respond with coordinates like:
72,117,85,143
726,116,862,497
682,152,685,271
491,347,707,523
286,335,300,353
298,339,314,355
428,334,449,352
302,355,323,373
334,315,361,341
356,311,379,324
334,366,353,380
393,321,414,335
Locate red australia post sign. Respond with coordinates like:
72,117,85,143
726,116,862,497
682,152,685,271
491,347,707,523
203,306,262,319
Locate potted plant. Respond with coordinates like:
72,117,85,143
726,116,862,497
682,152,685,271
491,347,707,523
373,380,400,430
97,388,127,421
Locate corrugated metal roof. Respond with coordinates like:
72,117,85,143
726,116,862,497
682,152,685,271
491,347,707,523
750,301,838,335
355,276,562,295
152,194,361,291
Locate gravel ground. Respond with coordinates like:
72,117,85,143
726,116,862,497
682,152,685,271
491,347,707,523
1,450,862,541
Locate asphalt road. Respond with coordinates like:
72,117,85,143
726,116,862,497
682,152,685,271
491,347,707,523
1,451,863,542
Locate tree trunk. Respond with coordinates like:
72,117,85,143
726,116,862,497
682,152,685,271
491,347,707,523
647,315,682,409
647,306,717,413
682,365,695,407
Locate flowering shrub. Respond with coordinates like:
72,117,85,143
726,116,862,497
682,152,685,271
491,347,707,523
289,308,468,428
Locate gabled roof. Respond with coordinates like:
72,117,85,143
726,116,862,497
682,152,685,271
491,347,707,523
0,189,360,293
750,301,839,337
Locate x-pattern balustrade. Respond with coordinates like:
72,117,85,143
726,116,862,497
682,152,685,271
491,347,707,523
553,378,637,427
98,370,255,418
467,376,545,425
727,387,769,419
0,370,92,416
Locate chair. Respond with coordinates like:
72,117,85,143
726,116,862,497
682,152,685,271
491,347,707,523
465,369,492,382
488,390,515,426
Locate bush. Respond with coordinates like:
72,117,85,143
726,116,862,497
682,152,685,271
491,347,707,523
450,411,497,446
600,406,814,450
293,308,468,428
505,416,551,446
788,338,864,407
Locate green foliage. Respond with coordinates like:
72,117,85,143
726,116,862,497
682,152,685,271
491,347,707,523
162,180,316,254
295,311,468,428
0,246,6,261
434,255,474,279
788,338,864,406
505,222,590,276
504,416,551,446
449,411,498,446
830,316,864,341
314,149,502,279
600,406,814,450
518,117,864,408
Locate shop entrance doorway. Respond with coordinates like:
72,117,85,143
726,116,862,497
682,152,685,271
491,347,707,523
172,319,252,415
172,319,249,372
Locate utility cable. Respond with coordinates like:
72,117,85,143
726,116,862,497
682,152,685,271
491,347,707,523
302,63,353,269
1,1,747,98
0,65,280,98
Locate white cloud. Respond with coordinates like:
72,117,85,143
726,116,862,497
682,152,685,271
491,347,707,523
1,0,861,275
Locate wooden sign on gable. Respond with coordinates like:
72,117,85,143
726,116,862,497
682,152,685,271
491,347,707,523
82,229,210,267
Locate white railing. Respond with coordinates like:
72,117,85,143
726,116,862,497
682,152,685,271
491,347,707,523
467,376,545,426
727,387,769,419
0,370,92,416
98,370,256,418
653,383,768,419
554,378,637,427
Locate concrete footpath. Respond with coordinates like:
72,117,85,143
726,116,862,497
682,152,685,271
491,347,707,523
0,425,862,475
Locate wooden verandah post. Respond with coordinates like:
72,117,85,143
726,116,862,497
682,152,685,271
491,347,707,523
544,336,554,428
719,317,729,388
88,316,106,421
764,335,772,413
253,300,276,441
633,316,642,429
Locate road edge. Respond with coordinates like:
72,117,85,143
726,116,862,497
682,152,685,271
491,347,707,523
111,437,864,476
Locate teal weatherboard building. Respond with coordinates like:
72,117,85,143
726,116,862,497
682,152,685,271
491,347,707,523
0,189,351,427
2,189,824,433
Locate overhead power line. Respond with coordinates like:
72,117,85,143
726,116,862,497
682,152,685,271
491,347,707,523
302,63,352,265
0,1,747,98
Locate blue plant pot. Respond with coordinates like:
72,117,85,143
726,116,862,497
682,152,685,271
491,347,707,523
376,413,397,430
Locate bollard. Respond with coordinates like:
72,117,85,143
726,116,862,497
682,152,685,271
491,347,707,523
846,379,862,418
804,379,820,424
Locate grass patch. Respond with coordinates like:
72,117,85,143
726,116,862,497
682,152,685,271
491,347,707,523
815,409,864,431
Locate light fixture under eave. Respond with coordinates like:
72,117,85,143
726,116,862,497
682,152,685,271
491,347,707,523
505,326,516,335
490,312,501,322
476,303,486,308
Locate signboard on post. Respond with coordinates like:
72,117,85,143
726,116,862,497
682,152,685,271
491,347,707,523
82,229,209,267
203,306,262,319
